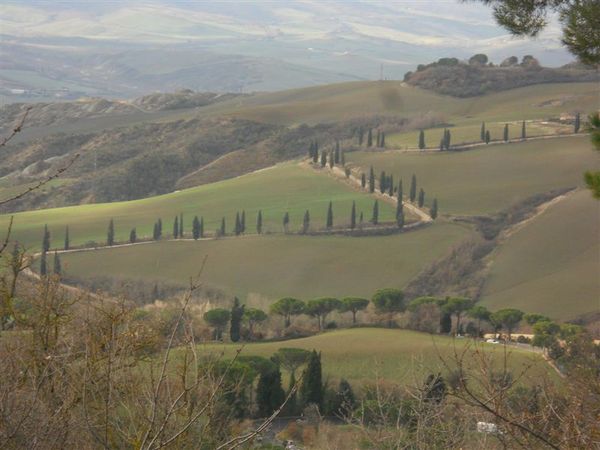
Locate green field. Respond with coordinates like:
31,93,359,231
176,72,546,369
347,135,598,215
482,190,600,319
60,222,472,301
203,81,599,126
197,328,551,385
0,163,408,250
387,120,573,149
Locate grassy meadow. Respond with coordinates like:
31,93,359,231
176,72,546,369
482,189,600,319
347,135,598,216
60,222,472,301
0,163,409,250
197,328,552,386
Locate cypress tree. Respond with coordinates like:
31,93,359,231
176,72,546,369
235,212,241,236
439,138,444,151
430,198,438,219
350,201,356,229
574,113,580,133
480,121,486,141
302,210,310,234
153,222,159,240
320,151,326,167
241,210,246,233
521,120,526,139
340,148,345,165
179,213,184,237
283,212,290,233
107,219,115,246
396,181,404,220
358,128,364,146
440,312,452,334
220,217,226,236
334,140,340,164
192,216,200,240
173,216,179,239
326,201,333,229
379,171,386,194
369,166,375,193
312,142,319,163
328,151,334,169
388,174,394,196
64,226,69,251
129,228,137,243
157,218,162,237
419,130,425,149
397,210,405,228
380,131,385,147
504,123,509,142
256,367,285,417
445,129,451,150
371,200,379,225
53,251,61,275
42,224,50,253
376,129,381,147
359,211,364,225
40,251,47,276
308,141,313,159
409,174,417,203
256,210,263,234
300,350,323,408
361,173,366,188
367,128,373,147
418,188,425,207
230,297,244,343
485,130,491,144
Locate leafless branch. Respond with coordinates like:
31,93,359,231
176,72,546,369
0,107,31,148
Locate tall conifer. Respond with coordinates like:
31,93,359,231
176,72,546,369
409,174,417,203
326,202,333,229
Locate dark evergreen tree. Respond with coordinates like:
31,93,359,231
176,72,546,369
418,188,425,207
522,120,526,139
409,174,417,203
53,251,61,275
439,138,444,151
302,210,310,234
368,166,375,193
371,200,379,225
241,210,246,233
485,130,491,144
574,112,581,133
129,228,136,243
430,198,438,219
480,121,486,141
350,201,356,229
358,128,364,146
153,222,159,240
397,210,405,228
334,140,340,164
424,373,446,404
157,218,162,238
326,201,333,229
367,128,373,147
388,174,394,196
376,129,381,147
199,217,204,238
300,350,323,409
256,366,285,417
312,141,319,164
257,210,263,234
320,151,327,167
340,148,345,165
419,129,425,149
283,212,290,233
445,129,451,150
235,212,242,236
107,219,115,246
379,170,387,194
179,213,183,238
173,216,179,239
220,217,226,236
64,226,69,251
230,297,244,343
504,123,509,142
42,224,50,253
396,181,404,220
328,151,334,169
192,216,200,240
329,379,356,417
380,131,385,147
440,311,452,334
308,141,314,159
40,251,47,276
361,173,366,188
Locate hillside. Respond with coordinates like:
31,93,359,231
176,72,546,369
404,56,599,97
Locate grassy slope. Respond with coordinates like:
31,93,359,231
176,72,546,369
0,163,407,250
482,190,600,319
198,328,550,385
347,135,598,215
203,81,599,126
60,222,472,301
